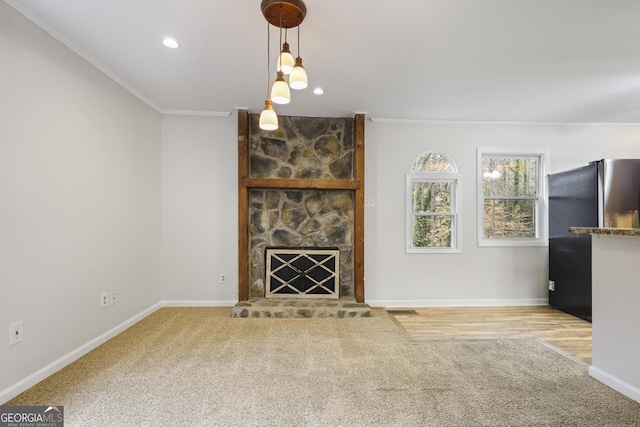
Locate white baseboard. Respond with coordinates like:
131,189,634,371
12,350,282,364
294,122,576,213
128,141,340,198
367,298,548,308
589,366,640,404
162,300,236,307
0,302,163,405
163,299,548,309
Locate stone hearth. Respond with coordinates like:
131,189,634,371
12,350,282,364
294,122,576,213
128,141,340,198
231,298,372,318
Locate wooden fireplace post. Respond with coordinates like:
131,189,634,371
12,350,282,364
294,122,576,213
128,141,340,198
353,113,365,303
237,109,250,302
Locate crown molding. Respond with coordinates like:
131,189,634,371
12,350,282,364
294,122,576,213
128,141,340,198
369,117,640,127
5,0,162,112
161,110,231,117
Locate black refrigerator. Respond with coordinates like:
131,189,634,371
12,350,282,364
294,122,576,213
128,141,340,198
548,159,640,321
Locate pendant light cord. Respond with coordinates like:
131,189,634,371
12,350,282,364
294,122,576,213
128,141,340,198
278,4,283,69
297,16,301,57
266,19,271,98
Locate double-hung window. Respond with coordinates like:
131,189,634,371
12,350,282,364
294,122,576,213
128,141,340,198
406,151,461,253
477,148,549,246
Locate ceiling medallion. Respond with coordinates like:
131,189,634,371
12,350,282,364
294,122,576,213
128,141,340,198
261,0,307,28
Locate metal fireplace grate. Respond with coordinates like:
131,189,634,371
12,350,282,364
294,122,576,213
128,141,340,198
265,247,340,299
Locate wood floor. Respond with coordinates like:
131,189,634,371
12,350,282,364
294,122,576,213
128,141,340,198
387,306,592,364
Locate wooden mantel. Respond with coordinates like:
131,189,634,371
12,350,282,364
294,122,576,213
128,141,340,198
237,111,366,303
242,177,361,190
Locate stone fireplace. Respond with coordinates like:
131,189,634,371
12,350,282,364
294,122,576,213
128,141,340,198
233,110,369,317
249,188,354,297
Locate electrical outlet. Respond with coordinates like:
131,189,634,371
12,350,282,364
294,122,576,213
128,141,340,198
548,280,555,291
110,291,117,306
100,292,109,308
9,321,23,346
220,273,227,283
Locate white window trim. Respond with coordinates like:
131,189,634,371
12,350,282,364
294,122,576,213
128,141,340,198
406,172,462,254
477,147,550,247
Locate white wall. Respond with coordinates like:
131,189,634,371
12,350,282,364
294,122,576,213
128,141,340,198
0,2,161,399
161,114,237,304
364,120,640,306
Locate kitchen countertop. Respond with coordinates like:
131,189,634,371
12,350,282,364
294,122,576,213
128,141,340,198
570,227,640,237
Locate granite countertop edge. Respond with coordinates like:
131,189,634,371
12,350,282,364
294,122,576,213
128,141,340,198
569,227,640,237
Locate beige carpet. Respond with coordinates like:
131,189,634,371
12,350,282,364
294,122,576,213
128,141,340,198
7,307,640,426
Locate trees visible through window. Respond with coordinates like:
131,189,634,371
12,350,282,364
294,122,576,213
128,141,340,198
478,148,549,246
406,151,461,253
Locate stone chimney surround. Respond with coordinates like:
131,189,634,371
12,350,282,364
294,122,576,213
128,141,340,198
236,110,366,309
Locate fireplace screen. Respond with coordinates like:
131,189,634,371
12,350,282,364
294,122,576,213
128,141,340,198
265,247,340,299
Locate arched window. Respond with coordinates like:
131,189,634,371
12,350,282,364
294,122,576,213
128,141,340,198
411,151,455,172
406,151,461,253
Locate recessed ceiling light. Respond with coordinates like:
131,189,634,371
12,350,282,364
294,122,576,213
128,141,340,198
162,38,180,49
313,88,324,95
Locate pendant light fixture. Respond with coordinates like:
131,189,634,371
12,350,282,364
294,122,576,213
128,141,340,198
289,19,308,90
277,30,295,75
259,99,278,130
259,0,308,129
271,70,291,104
259,20,278,130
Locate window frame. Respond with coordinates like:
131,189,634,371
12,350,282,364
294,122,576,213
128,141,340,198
477,147,550,247
406,151,462,254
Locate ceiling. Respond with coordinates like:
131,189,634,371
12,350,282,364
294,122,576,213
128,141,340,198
7,0,640,123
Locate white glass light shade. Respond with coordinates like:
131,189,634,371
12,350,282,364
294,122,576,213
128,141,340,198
289,57,308,90
259,100,278,130
271,71,291,104
277,42,295,74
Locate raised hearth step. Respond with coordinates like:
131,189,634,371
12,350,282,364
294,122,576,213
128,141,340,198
231,298,371,318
